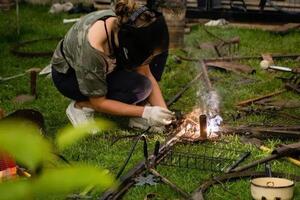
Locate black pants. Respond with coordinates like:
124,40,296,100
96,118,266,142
52,52,168,104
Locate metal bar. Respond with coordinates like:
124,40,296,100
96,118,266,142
30,71,37,97
166,72,202,107
236,89,286,106
222,126,300,139
224,151,251,173
199,114,207,140
177,53,300,63
0,73,26,82
231,154,280,172
199,60,213,91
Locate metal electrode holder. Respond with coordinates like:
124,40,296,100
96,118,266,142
199,114,207,140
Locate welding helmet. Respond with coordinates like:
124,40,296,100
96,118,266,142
114,6,169,69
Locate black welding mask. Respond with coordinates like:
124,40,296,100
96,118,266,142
114,6,169,69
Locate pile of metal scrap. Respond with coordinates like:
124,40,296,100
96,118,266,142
223,125,300,139
199,27,240,58
100,109,300,200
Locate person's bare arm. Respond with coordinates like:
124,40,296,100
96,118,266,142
135,65,167,108
89,96,144,117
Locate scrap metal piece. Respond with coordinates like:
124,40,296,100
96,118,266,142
223,126,300,139
205,60,255,74
224,151,251,173
285,75,300,93
285,83,300,93
173,54,300,64
12,68,41,104
241,137,300,167
202,26,240,57
0,72,26,82
232,142,300,172
199,37,240,57
269,23,300,35
236,89,286,107
255,99,300,108
134,174,159,186
199,114,207,140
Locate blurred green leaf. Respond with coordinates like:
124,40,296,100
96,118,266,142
32,165,116,197
56,119,115,150
0,179,31,200
0,120,53,171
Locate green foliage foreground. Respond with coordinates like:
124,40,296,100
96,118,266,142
0,119,116,200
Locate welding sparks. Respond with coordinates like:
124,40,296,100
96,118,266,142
207,115,223,137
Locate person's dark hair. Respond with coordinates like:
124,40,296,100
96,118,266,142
113,0,169,69
114,0,155,26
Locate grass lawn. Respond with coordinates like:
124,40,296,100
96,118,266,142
0,4,300,200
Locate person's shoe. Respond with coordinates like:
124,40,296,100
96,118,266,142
66,101,98,134
128,117,166,133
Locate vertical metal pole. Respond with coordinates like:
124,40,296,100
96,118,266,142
30,71,37,97
199,114,207,140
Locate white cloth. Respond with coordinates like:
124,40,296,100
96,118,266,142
205,19,228,27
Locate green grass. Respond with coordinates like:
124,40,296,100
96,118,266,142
1,4,300,200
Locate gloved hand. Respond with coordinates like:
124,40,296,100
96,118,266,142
142,106,174,126
129,117,166,133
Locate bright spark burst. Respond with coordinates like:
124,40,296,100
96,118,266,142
207,115,223,137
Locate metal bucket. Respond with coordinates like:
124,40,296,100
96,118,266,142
251,177,295,200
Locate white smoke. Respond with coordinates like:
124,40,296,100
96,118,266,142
199,89,223,136
207,90,220,118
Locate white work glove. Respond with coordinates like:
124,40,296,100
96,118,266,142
142,106,174,126
129,117,166,133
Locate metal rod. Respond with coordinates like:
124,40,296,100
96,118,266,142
30,71,37,97
231,154,279,172
199,114,207,140
166,72,202,107
225,151,251,173
236,89,286,107
199,60,213,91
177,53,300,63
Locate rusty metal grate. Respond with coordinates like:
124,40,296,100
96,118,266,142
160,144,248,172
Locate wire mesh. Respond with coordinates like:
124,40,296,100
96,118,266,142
160,143,248,172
